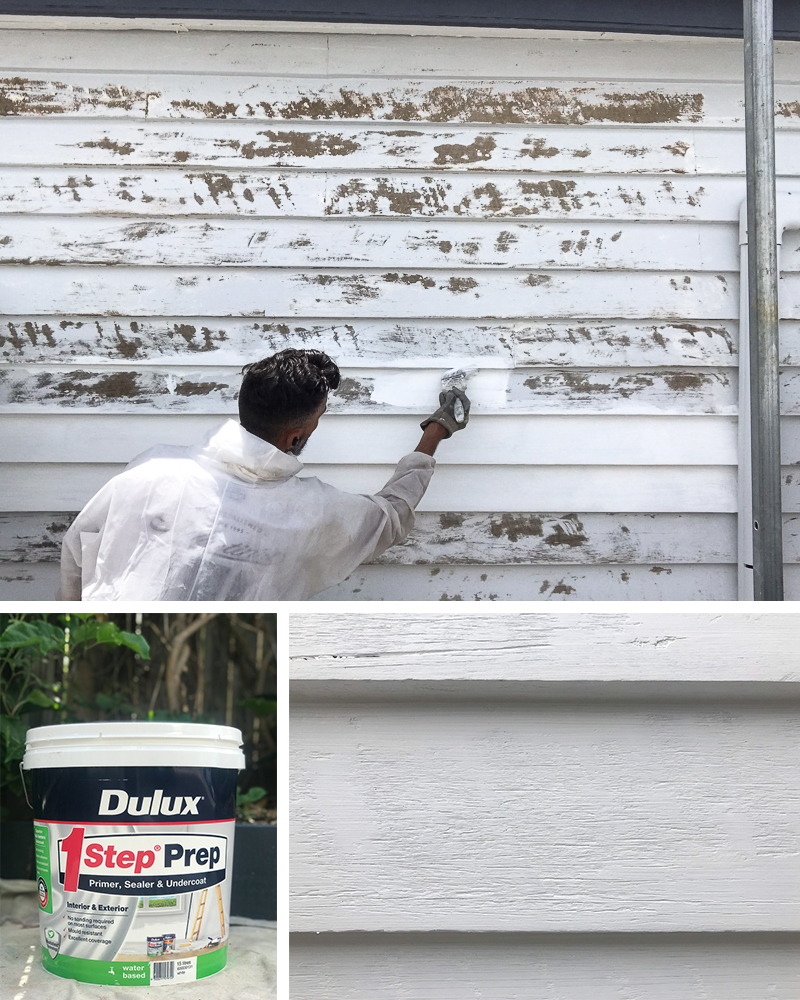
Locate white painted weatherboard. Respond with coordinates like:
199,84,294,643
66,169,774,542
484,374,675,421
289,612,800,997
1,28,799,599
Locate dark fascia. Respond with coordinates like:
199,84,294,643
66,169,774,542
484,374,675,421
2,0,799,40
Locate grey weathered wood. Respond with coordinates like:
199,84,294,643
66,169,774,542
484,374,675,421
289,931,800,1000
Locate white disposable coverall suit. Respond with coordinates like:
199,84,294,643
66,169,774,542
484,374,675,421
59,419,436,601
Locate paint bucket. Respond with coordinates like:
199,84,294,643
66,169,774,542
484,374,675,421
23,722,245,987
147,936,164,957
163,933,176,952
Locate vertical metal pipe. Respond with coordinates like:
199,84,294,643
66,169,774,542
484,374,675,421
743,0,783,600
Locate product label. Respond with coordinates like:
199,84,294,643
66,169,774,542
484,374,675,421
32,766,237,988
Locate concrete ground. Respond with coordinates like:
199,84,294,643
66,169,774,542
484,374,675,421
0,881,276,1000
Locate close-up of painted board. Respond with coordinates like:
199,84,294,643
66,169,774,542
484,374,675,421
0,25,799,600
289,611,800,997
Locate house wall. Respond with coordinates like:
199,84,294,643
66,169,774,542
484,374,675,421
289,611,800,997
0,25,798,599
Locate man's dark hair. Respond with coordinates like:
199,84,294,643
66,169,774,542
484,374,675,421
238,349,340,441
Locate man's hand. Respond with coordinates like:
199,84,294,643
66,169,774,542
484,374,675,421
415,388,470,456
420,388,470,436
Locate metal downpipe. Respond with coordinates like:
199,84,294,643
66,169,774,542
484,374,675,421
743,0,783,600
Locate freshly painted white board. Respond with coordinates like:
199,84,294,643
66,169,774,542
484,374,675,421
289,614,800,934
290,932,800,1000
1,25,798,600
0,462,742,513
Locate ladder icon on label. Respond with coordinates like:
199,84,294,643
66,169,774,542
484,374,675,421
189,884,225,942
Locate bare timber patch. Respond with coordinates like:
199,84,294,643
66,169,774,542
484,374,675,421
299,273,380,303
254,84,705,125
433,136,496,165
80,137,135,157
0,77,156,116
240,131,361,159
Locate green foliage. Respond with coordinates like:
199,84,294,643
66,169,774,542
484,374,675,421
237,697,277,717
69,620,150,659
0,614,151,814
237,786,267,807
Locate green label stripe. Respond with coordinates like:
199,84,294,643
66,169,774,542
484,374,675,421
43,950,150,986
42,944,228,986
33,825,52,914
198,944,228,980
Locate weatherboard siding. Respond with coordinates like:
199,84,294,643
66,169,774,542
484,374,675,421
1,28,798,600
289,612,800,996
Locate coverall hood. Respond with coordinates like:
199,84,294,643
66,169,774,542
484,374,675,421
196,419,304,484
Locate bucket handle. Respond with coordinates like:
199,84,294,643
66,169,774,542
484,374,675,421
19,761,33,810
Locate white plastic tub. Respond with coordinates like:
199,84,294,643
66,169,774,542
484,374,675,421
23,722,245,988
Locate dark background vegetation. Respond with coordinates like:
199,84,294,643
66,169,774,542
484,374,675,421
0,612,277,823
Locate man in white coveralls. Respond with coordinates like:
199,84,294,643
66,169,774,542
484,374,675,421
59,349,470,601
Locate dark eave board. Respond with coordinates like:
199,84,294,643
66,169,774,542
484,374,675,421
1,0,799,40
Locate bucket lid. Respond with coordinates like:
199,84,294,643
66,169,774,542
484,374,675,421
23,721,246,770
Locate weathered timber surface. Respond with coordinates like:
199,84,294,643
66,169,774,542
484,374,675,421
0,560,58,599
0,217,744,271
290,932,800,1000
0,364,750,414
10,511,800,565
0,168,770,221
3,74,788,125
2,32,798,85
0,414,741,466
289,612,800,677
0,462,743,513
6,120,800,175
0,317,754,365
1,27,798,599
0,266,746,319
290,694,800,927
2,537,799,600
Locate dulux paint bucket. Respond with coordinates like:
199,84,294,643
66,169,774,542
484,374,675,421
23,722,245,987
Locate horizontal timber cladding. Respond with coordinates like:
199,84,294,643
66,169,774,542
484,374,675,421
1,171,795,220
2,32,798,81
288,614,800,1000
288,612,800,676
1,73,798,124
1,28,799,600
290,933,800,1000
6,512,800,564
9,318,800,366
4,122,800,175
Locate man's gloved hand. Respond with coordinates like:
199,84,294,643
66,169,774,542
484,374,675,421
420,388,470,438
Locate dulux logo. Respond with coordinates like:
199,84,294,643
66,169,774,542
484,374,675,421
99,789,201,817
